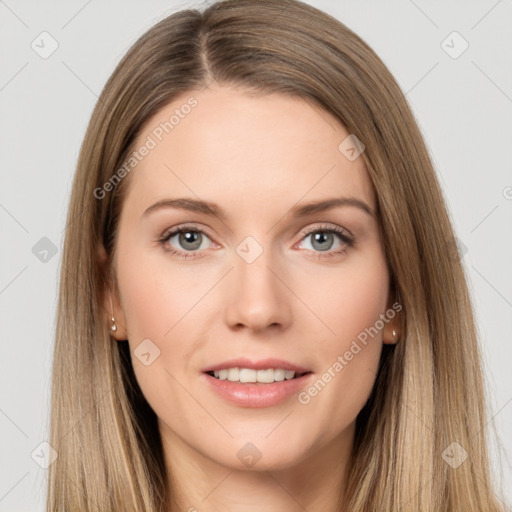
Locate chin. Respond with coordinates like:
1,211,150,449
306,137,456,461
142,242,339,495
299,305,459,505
201,434,315,472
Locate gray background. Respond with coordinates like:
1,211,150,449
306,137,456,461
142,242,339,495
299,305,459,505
1,0,511,509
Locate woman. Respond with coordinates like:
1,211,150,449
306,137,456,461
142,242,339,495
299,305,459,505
47,0,506,510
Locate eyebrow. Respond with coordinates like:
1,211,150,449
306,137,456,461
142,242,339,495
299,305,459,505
142,196,375,219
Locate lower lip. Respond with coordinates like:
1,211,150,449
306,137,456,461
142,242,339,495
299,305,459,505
203,372,313,408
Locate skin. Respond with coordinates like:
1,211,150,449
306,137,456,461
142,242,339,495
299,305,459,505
98,84,400,512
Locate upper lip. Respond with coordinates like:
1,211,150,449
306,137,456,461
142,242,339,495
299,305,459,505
203,357,311,374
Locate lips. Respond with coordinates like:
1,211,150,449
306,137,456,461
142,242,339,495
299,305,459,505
201,357,313,407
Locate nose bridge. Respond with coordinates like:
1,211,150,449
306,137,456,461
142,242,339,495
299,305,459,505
224,236,290,331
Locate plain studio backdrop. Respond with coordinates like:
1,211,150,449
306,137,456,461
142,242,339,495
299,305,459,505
0,0,511,510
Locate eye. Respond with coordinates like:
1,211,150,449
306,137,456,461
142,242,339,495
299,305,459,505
158,225,214,259
297,224,354,258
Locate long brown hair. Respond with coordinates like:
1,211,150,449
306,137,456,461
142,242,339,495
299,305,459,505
47,1,505,510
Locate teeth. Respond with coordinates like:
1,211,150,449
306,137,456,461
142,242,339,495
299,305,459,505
227,368,240,382
273,369,285,382
257,369,275,383
211,367,298,383
239,368,257,382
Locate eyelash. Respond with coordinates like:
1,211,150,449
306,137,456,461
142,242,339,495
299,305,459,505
157,223,354,261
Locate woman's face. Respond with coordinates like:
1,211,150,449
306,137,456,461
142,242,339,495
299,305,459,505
104,85,397,472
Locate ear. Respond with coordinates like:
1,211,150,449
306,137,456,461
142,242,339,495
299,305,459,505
382,289,402,345
97,243,128,340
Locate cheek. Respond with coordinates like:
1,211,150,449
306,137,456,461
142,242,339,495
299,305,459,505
115,259,197,428
114,245,172,367
295,249,389,423
299,244,389,345
116,240,200,339
324,271,389,343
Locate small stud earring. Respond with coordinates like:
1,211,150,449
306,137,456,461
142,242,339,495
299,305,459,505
392,329,397,338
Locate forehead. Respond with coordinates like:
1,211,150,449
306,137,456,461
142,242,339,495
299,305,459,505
124,86,375,218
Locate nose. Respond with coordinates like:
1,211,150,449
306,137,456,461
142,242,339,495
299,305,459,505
224,247,292,333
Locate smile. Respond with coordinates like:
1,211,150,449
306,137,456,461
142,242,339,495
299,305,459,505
207,367,304,383
202,361,313,407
